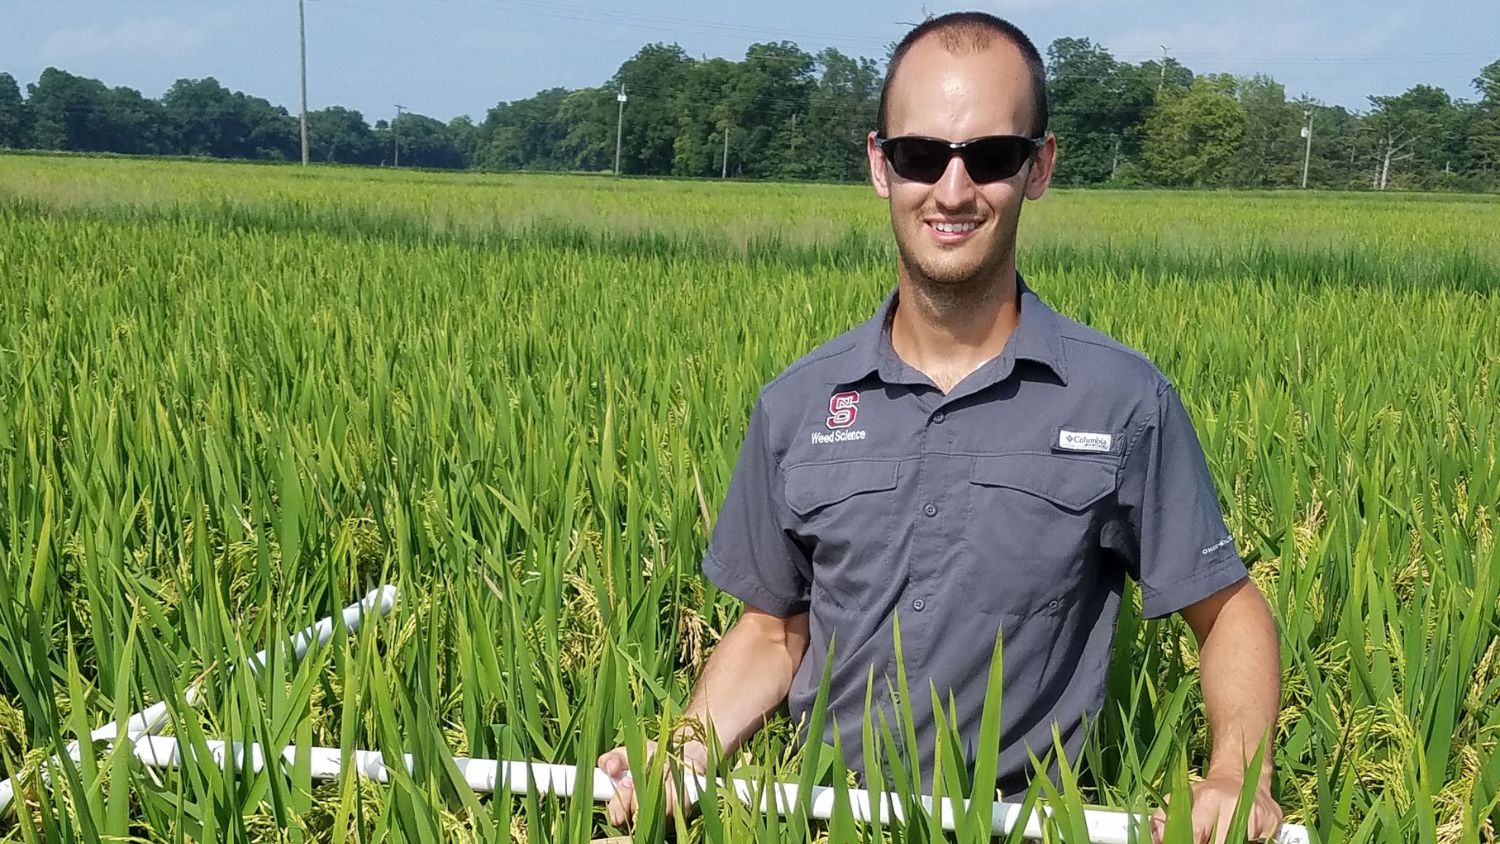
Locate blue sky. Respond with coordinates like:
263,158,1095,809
1,0,1495,124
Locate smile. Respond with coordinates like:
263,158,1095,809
925,220,982,243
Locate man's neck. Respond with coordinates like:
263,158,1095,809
889,263,1021,395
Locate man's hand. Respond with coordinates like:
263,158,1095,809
1149,775,1284,844
1164,579,1284,842
597,739,709,828
595,607,806,828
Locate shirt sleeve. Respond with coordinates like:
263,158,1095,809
701,398,812,617
1107,382,1248,619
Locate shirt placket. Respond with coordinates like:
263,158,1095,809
902,385,954,671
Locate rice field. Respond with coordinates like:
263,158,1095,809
0,153,1498,842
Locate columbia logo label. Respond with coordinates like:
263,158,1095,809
1058,429,1112,453
1201,535,1235,556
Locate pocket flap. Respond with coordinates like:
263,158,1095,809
968,453,1114,512
784,460,899,515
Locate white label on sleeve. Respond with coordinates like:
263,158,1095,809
1201,535,1235,556
1058,429,1112,453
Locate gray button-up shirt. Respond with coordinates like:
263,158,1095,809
702,277,1248,792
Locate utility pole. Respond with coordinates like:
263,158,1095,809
789,113,798,155
298,0,309,166
1300,108,1314,189
393,104,405,167
1156,45,1170,97
614,85,626,175
721,125,730,179
1111,135,1121,180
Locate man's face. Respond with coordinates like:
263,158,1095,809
867,37,1056,291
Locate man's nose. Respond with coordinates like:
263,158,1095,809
933,153,977,208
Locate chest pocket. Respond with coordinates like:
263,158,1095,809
963,453,1116,618
784,459,901,612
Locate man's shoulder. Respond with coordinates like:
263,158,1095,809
1048,307,1172,399
758,325,863,404
742,324,870,455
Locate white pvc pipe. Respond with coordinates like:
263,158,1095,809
127,736,1311,844
0,585,400,816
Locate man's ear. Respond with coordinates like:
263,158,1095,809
1024,134,1056,201
868,131,891,199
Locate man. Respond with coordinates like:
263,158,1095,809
600,12,1284,843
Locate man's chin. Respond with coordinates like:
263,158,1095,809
894,235,1010,291
910,259,991,289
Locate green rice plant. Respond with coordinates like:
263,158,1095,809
0,153,1497,841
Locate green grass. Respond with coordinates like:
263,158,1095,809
0,154,1498,842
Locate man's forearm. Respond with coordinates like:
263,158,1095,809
1192,581,1282,782
678,609,810,758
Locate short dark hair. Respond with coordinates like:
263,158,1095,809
877,12,1049,138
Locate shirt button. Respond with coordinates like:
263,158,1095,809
923,503,938,517
1048,599,1061,610
932,411,946,424
912,598,926,612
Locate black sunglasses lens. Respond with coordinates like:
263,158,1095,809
885,136,1035,183
887,138,951,183
961,137,1033,182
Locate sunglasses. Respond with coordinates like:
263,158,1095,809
875,134,1045,184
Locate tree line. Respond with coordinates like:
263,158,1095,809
2,38,1497,191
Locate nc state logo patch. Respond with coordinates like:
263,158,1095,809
826,391,860,429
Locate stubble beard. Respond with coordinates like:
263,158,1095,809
892,211,1022,320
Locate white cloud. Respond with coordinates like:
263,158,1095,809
39,18,209,64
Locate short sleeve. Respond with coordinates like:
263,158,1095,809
701,398,812,617
1107,383,1248,619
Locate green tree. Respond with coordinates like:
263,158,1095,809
0,72,29,148
1474,59,1500,104
671,57,736,177
160,77,297,160
239,99,297,160
306,106,379,164
1464,60,1500,187
160,77,238,156
476,88,569,171
1140,76,1247,187
1469,107,1500,185
105,85,171,154
1046,38,1154,185
1234,75,1301,187
1136,56,1194,106
28,67,111,151
723,42,815,178
375,112,463,169
611,43,696,174
447,115,482,167
27,68,168,154
554,87,616,171
1294,101,1364,189
1363,85,1454,189
794,47,880,181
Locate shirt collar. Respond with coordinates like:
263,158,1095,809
831,274,1069,388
